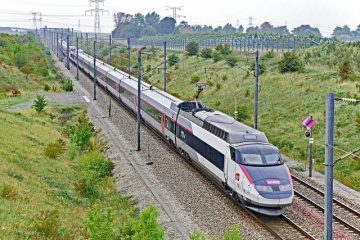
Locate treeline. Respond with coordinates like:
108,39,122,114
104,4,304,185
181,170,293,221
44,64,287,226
332,25,360,41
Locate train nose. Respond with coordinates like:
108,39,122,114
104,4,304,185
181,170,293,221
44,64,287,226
254,178,293,199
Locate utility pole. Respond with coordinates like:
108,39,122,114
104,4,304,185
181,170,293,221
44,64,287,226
109,35,112,65
56,32,59,57
76,34,79,80
30,12,41,30
93,37,97,100
324,93,335,240
66,33,70,70
136,50,142,151
254,50,259,129
128,38,131,78
163,41,167,92
85,0,109,34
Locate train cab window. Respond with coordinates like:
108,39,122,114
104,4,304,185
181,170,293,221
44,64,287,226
234,145,283,166
230,147,236,161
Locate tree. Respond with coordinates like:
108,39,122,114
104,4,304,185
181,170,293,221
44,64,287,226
278,52,304,73
260,22,274,33
332,25,351,37
238,25,244,33
223,23,236,33
292,25,322,37
185,41,199,56
246,26,260,34
140,26,157,36
214,26,223,33
145,12,160,27
179,21,189,27
274,26,289,35
133,13,145,27
156,17,176,34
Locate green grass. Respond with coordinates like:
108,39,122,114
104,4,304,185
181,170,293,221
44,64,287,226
102,42,360,191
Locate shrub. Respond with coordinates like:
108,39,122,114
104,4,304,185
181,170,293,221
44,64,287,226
167,54,180,66
222,75,228,81
212,50,222,62
262,50,275,60
278,52,304,73
34,210,60,238
338,60,354,81
62,79,73,92
223,225,241,240
146,64,152,72
86,204,113,240
131,205,164,240
250,62,266,75
216,83,222,90
33,95,47,113
1,185,18,200
44,84,51,92
190,231,206,240
226,54,238,67
191,74,200,83
11,88,21,97
78,150,114,183
235,106,249,121
215,44,232,55
356,114,360,131
44,143,65,159
70,114,94,150
185,41,199,56
200,48,213,59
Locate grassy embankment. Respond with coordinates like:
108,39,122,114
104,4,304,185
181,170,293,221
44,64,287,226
0,33,71,109
99,41,360,191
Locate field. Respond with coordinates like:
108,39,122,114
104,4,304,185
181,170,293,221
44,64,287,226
97,41,360,191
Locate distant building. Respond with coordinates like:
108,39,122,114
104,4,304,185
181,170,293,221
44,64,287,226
179,26,193,35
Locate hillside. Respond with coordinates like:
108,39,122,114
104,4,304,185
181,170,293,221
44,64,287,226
101,42,360,190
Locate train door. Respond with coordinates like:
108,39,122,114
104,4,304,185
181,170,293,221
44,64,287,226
226,146,238,190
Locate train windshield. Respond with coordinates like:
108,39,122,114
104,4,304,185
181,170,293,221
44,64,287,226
232,145,283,166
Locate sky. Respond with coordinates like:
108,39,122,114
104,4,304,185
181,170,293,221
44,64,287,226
0,0,359,36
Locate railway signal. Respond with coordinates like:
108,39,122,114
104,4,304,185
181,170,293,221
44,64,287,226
301,115,316,177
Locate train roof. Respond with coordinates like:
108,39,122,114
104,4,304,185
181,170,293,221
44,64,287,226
176,101,268,144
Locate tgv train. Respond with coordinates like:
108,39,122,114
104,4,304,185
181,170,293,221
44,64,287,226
60,42,293,216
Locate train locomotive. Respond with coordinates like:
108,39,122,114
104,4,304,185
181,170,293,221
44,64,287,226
61,41,293,216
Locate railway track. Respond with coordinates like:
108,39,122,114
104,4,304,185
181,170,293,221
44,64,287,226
292,175,360,238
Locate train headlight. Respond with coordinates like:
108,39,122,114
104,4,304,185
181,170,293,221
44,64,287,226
255,185,273,192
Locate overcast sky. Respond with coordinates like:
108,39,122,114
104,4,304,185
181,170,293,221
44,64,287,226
1,0,359,36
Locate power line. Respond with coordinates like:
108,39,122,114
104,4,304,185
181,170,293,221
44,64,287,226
165,6,185,21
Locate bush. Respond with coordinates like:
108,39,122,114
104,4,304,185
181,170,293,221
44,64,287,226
34,210,60,238
191,74,200,83
86,204,113,240
44,84,51,92
216,83,222,90
200,48,213,59
70,114,94,150
222,75,228,81
1,185,18,200
278,52,304,73
262,50,275,60
338,60,354,81
168,54,180,66
62,79,73,92
212,50,222,62
185,41,199,56
44,143,65,159
215,44,232,55
226,54,238,67
33,95,47,113
131,205,164,240
250,62,266,75
356,114,360,131
235,106,249,121
223,225,241,240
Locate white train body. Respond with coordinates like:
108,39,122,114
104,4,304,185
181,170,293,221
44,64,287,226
63,44,293,216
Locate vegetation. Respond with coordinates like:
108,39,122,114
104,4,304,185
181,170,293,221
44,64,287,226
278,52,304,73
0,106,165,239
32,95,47,113
0,33,67,109
167,54,180,66
200,48,213,59
186,41,199,56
